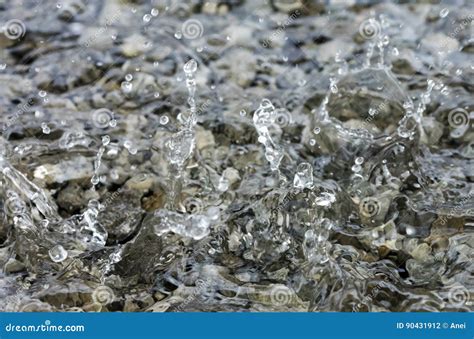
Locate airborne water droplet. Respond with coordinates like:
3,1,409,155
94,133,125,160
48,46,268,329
41,123,50,134
49,244,68,263
160,115,169,125
440,8,449,18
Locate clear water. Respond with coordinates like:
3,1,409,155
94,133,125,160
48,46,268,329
0,0,472,312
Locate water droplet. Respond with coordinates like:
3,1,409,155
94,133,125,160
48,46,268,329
174,31,182,39
240,109,247,117
153,61,159,67
0,63,6,70
143,14,152,23
154,92,160,98
41,123,50,134
151,8,159,16
125,74,133,81
102,135,110,145
38,90,47,98
49,244,68,263
440,8,449,18
121,81,133,93
313,127,321,135
183,59,198,74
309,139,316,146
355,157,364,165
294,162,313,189
56,3,62,9
160,115,169,125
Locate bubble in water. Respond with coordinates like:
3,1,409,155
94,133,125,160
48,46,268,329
38,90,47,97
151,8,159,16
125,74,133,81
41,123,50,134
154,92,160,98
143,14,152,23
174,31,182,39
160,115,169,125
240,109,247,117
440,8,449,18
313,127,321,135
153,61,159,67
355,157,364,165
293,162,313,189
48,244,68,263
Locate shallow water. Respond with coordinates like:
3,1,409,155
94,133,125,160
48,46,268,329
0,0,473,312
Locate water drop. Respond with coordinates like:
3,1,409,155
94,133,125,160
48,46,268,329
313,127,321,135
355,157,364,165
440,8,449,18
293,162,313,189
102,135,110,146
125,74,133,81
240,109,247,117
143,14,152,23
183,59,198,74
160,115,169,125
174,31,182,39
38,90,47,98
121,81,133,93
49,244,68,263
41,123,50,134
151,8,159,16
